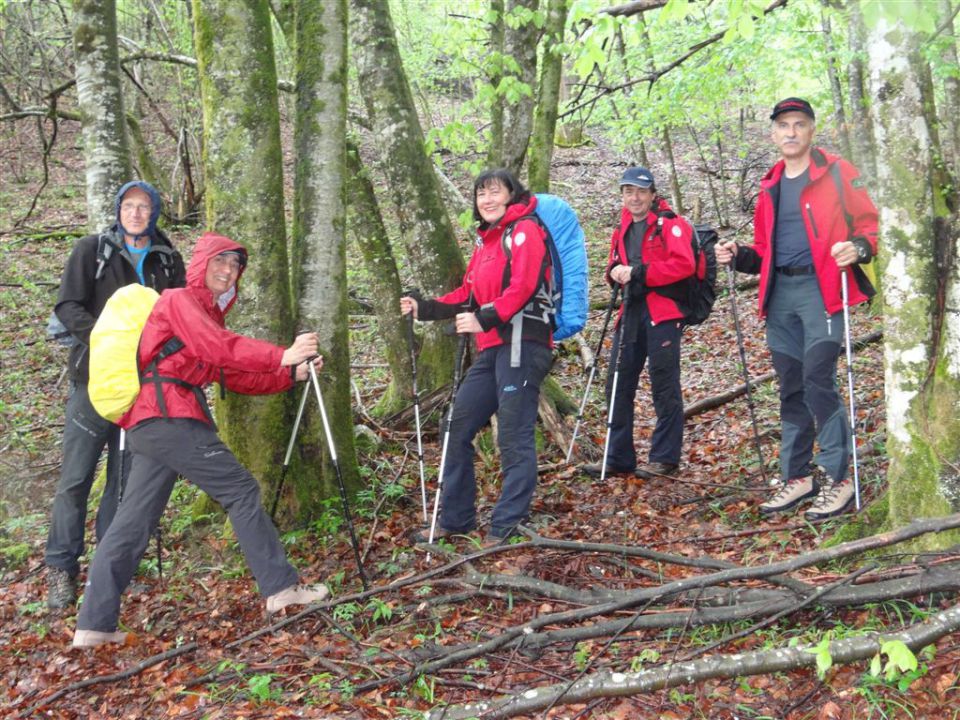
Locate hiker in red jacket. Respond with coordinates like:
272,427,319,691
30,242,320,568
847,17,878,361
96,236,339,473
400,168,553,547
73,232,328,648
582,167,695,481
716,97,878,520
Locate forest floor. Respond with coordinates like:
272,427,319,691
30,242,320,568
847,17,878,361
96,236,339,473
2,119,959,720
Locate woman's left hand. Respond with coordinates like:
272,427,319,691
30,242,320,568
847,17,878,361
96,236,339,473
295,355,323,381
455,312,483,334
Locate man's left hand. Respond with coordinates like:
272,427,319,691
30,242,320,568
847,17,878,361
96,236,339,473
455,312,483,334
610,264,632,285
831,241,858,268
295,355,323,381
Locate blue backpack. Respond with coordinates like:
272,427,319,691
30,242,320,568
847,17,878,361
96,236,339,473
502,193,589,341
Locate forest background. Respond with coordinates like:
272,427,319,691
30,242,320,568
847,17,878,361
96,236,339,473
2,0,960,718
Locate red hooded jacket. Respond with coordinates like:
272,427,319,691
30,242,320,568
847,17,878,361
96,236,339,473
120,232,293,429
418,196,553,352
606,199,695,326
737,147,878,317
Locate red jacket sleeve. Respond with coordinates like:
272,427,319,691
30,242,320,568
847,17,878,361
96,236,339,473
222,366,293,395
165,292,285,374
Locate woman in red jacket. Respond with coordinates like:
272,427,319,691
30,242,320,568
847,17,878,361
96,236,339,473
400,169,553,546
74,233,328,648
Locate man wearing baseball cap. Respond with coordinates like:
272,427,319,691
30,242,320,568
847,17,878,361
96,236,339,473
582,166,695,480
715,97,878,519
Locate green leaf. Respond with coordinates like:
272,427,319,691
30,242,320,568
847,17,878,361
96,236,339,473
870,653,882,677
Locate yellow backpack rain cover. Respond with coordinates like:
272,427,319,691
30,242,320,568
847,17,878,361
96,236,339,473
89,284,160,422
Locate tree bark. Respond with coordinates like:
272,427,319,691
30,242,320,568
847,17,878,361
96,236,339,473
350,0,465,392
487,0,505,168
822,10,851,159
939,0,960,179
193,0,294,495
527,0,567,193
868,14,960,547
499,0,541,175
284,0,358,519
847,0,876,183
72,0,132,231
345,141,414,416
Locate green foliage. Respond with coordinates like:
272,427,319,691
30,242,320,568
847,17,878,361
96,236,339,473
246,673,282,704
806,632,835,680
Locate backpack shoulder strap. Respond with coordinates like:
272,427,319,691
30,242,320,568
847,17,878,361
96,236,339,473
828,162,855,238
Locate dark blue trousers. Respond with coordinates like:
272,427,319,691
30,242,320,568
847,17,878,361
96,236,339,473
604,315,684,470
438,342,552,538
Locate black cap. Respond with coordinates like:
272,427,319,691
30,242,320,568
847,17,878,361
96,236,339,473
217,249,247,268
619,166,655,189
770,97,815,121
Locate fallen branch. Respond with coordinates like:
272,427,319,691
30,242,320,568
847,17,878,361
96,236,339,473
430,603,960,718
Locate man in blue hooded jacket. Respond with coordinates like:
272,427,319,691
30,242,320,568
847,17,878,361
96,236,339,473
44,180,186,610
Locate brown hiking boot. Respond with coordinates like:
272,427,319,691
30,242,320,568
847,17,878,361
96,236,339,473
266,583,330,613
759,475,819,515
804,479,855,520
634,462,679,479
47,567,77,610
581,462,633,478
409,526,458,545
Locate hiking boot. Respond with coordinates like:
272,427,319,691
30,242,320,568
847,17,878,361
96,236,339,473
759,475,819,515
72,629,127,648
581,462,633,478
266,583,330,613
409,526,459,545
804,479,855,520
47,567,77,610
634,462,679,480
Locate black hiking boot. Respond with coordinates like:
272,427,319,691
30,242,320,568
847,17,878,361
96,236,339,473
47,567,77,610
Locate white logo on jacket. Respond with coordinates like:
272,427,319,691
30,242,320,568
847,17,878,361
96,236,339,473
513,231,526,246
672,226,682,237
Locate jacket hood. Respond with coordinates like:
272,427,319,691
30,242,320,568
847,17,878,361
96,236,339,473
186,232,249,314
114,180,163,239
761,146,838,188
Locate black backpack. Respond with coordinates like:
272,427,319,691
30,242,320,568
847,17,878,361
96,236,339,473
656,219,718,326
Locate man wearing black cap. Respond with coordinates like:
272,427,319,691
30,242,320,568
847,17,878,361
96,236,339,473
43,181,186,610
716,97,878,519
582,167,695,480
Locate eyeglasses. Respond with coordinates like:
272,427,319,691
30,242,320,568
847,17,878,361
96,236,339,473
120,203,152,215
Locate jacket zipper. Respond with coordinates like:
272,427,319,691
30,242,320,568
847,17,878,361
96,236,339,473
805,203,819,238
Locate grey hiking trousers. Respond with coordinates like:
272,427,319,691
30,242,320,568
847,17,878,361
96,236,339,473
765,272,850,483
77,418,299,632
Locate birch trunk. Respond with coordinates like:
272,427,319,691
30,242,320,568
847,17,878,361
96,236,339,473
350,0,465,392
868,15,960,548
72,0,132,230
193,0,293,495
283,0,358,519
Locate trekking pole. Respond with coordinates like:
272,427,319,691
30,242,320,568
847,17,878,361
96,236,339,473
270,374,311,520
405,312,428,522
308,361,369,589
726,265,769,486
600,288,630,483
840,270,862,511
566,284,620,463
426,328,469,554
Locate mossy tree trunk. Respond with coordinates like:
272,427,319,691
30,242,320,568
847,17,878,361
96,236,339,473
282,0,358,522
72,0,132,230
350,0,465,393
499,0,541,176
487,0,505,169
847,0,876,185
527,0,567,193
345,141,413,416
193,0,294,503
868,16,960,549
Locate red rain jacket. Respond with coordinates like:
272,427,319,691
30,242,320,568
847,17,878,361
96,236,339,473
740,147,878,317
120,232,293,429
422,196,552,352
606,199,695,326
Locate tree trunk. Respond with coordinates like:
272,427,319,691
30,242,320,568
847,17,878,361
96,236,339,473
350,0,465,392
527,0,567,193
939,0,960,179
847,0,876,184
487,0,505,168
345,141,413,416
72,0,132,230
822,10,851,159
868,14,960,548
283,0,358,520
193,0,294,498
500,0,541,175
